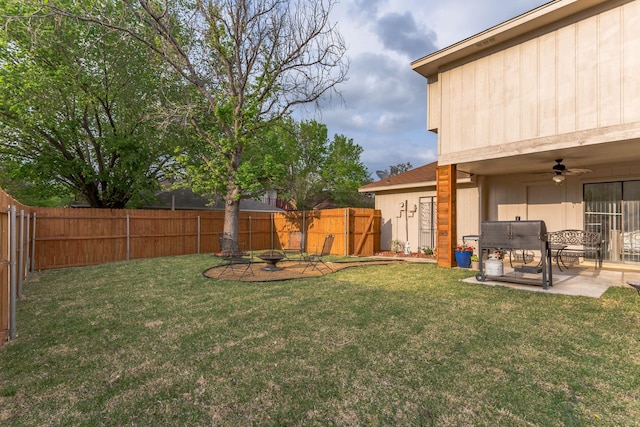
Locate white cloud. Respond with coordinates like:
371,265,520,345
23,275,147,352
305,0,549,177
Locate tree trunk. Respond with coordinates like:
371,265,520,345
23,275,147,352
221,189,241,255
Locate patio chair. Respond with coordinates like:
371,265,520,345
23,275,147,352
216,254,253,279
216,233,254,279
282,231,305,259
302,234,334,275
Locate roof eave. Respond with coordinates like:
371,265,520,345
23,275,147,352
411,0,608,78
358,177,473,193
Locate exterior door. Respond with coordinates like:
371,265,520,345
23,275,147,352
419,196,436,251
584,181,640,263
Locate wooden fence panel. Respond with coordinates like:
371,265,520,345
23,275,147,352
304,209,347,255
0,188,32,348
129,211,199,260
246,214,274,252
350,208,381,256
34,210,128,268
271,209,381,256
198,212,226,253
273,211,306,251
27,206,380,270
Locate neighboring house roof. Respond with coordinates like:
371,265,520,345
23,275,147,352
359,161,472,193
147,188,284,212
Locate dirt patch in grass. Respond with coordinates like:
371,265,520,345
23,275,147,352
203,260,401,282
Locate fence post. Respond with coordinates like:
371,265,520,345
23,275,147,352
25,214,30,279
9,205,17,339
302,211,307,252
270,213,274,250
249,216,252,254
18,210,24,299
197,216,201,254
344,208,348,256
126,215,130,261
30,213,36,271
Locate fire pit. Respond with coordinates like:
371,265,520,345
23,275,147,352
258,250,285,271
476,220,552,289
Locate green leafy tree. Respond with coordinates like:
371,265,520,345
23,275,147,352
274,119,370,210
0,0,183,208
48,0,348,253
322,134,372,207
0,159,73,206
386,162,413,177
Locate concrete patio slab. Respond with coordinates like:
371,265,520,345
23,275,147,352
463,265,640,298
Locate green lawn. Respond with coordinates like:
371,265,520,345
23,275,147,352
1,254,639,426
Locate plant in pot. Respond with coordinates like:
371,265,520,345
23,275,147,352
470,254,480,270
455,243,474,268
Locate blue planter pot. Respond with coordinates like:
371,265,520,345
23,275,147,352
455,250,472,268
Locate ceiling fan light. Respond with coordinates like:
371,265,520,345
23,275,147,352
553,174,565,183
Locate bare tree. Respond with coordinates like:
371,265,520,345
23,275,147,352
49,0,348,253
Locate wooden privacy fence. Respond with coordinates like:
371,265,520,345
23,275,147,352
31,208,273,269
0,189,32,348
31,207,381,270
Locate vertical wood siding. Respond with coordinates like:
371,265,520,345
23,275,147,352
437,1,640,157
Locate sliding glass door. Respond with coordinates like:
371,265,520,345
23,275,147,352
584,181,640,263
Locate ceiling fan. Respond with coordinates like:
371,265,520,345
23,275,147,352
551,159,592,183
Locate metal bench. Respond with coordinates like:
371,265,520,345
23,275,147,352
547,229,603,270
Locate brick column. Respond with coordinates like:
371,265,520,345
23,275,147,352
436,164,457,268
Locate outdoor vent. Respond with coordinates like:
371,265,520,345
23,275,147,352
475,36,497,48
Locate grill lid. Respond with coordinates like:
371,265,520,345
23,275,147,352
480,220,547,249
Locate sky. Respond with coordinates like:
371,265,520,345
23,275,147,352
311,0,550,178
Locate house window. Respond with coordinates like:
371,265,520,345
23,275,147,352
584,181,640,263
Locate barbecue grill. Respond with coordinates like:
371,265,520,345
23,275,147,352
476,220,552,289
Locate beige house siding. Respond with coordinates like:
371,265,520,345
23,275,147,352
484,159,640,230
457,185,480,243
429,0,640,166
375,189,426,251
374,185,479,251
427,77,440,132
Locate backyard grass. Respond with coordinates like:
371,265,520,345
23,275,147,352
1,254,639,426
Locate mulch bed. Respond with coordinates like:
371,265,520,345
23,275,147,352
203,259,401,282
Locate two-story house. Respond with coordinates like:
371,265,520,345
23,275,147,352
410,0,640,268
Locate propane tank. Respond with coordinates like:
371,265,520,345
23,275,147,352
485,253,503,276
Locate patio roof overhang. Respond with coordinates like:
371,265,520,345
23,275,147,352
445,134,640,177
358,176,474,193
